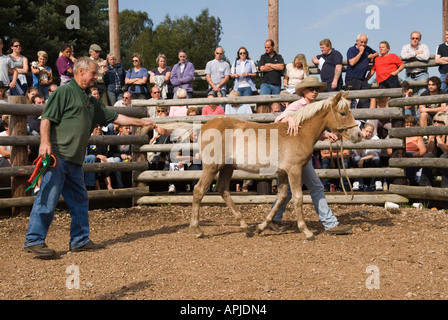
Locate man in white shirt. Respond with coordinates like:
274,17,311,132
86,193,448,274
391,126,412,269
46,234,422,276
205,47,231,97
401,31,431,95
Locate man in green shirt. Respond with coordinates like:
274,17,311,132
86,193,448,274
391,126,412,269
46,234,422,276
24,57,161,258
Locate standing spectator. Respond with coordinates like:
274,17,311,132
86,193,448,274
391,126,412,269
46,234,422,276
104,53,126,106
419,76,447,127
170,50,195,99
125,53,150,99
312,39,343,92
89,44,108,105
31,51,53,100
230,47,257,96
258,39,285,95
419,112,448,188
150,54,173,99
205,47,231,97
401,31,431,95
351,122,383,191
345,34,378,108
366,41,405,88
169,88,189,117
435,30,448,93
224,90,253,114
0,38,18,93
57,43,74,86
283,54,309,94
8,38,28,95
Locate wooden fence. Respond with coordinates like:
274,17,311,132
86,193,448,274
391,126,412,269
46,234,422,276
1,57,448,215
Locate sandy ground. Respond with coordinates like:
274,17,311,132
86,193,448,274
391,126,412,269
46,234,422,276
0,203,447,303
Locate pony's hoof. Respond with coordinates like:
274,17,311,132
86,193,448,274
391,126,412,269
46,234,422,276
306,234,316,241
254,226,263,236
191,227,204,239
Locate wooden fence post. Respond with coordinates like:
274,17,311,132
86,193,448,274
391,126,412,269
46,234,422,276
8,96,30,216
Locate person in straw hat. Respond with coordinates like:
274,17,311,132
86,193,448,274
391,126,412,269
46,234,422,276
268,76,352,235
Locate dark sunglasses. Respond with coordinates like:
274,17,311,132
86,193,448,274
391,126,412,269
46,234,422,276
157,110,167,113
153,91,161,94
434,120,445,124
307,87,319,92
239,52,247,55
215,52,223,55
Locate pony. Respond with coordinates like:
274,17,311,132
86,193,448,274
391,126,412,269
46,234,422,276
191,91,363,240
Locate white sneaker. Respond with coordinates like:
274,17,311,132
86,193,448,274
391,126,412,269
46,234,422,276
375,181,383,191
168,184,176,193
352,181,360,191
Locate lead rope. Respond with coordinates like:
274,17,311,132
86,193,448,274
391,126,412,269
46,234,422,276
329,136,354,200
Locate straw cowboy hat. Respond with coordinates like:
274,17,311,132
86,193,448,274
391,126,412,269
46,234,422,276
433,112,448,125
295,76,326,96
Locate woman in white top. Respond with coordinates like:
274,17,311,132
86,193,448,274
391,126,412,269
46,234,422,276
230,47,257,96
283,54,309,94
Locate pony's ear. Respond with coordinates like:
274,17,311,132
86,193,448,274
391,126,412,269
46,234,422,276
332,90,343,104
343,91,349,99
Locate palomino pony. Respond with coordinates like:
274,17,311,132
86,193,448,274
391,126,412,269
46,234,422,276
191,91,362,240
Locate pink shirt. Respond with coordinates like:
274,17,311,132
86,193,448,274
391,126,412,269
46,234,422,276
201,105,225,115
275,97,308,123
169,106,189,117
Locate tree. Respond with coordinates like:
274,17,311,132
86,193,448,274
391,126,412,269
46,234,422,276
0,0,109,75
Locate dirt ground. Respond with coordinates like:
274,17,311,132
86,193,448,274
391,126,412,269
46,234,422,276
0,202,447,301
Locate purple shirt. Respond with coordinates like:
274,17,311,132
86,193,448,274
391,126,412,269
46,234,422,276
170,61,195,93
56,56,74,78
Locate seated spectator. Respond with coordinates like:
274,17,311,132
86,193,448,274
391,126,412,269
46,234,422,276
47,83,58,98
31,51,53,100
84,124,113,190
418,76,447,127
169,88,189,117
90,87,100,99
320,137,351,191
401,81,416,118
187,107,199,116
25,87,39,104
0,116,11,168
27,93,45,162
150,54,173,99
0,81,8,104
401,115,427,185
283,54,309,94
109,125,133,188
202,95,225,115
175,129,202,190
419,112,448,188
270,102,281,113
224,90,253,114
114,91,133,107
351,122,383,191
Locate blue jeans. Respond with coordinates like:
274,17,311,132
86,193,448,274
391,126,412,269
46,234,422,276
272,160,338,230
84,155,97,187
260,83,281,95
24,156,91,250
440,73,448,93
237,87,253,96
352,155,381,187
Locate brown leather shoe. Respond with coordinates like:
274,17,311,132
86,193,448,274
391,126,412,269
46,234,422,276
326,224,352,235
24,243,56,258
71,240,105,252
267,221,287,232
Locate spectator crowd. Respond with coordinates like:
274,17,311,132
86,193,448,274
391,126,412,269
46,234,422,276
1,30,448,193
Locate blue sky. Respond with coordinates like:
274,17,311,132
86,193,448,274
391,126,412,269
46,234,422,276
118,0,443,76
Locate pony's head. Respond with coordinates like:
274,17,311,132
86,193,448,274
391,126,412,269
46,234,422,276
327,91,362,143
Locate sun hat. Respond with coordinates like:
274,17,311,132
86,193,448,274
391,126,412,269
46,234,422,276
433,112,448,125
228,90,240,97
295,76,326,96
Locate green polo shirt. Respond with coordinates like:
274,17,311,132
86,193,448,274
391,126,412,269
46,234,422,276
42,79,118,165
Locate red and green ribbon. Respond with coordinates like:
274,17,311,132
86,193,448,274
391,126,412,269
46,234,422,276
26,153,57,192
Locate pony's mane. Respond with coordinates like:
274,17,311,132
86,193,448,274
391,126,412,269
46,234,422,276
289,96,349,125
